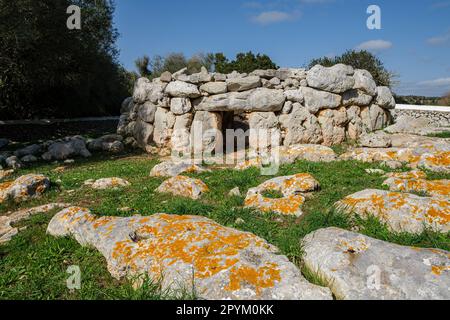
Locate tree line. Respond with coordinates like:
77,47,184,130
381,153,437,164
0,0,399,120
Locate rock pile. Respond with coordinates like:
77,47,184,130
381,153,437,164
118,64,395,157
0,134,124,169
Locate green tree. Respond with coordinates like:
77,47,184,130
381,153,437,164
214,52,278,74
0,0,129,119
308,50,394,87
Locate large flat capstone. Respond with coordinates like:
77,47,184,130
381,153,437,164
302,227,450,300
47,207,332,300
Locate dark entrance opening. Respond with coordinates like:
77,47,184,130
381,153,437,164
221,112,249,153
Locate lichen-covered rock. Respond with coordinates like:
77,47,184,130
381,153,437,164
359,131,392,148
335,189,449,234
0,174,50,203
245,174,319,217
165,80,201,98
418,152,450,173
299,87,342,114
156,176,209,199
375,86,396,109
383,171,449,198
47,208,332,300
86,178,130,190
150,160,206,177
226,76,261,92
306,64,355,94
302,227,450,300
0,169,14,181
1,203,69,243
199,82,227,95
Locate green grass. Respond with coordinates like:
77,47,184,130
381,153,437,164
0,150,449,299
426,131,450,139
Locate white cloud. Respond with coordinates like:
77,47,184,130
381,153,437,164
427,30,450,46
251,11,300,25
355,40,393,51
418,77,450,87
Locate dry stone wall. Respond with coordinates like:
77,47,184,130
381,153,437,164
118,64,395,155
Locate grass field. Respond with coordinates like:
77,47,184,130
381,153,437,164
1,150,449,300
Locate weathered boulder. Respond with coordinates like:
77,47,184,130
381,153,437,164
346,105,364,140
299,87,342,114
306,64,355,94
42,136,91,160
359,131,392,148
191,111,222,155
317,108,348,146
14,144,42,158
137,102,157,123
0,203,69,244
284,105,323,146
248,112,281,153
160,71,172,83
87,134,124,153
199,82,227,95
153,108,175,148
170,97,192,115
385,115,431,135
245,174,319,217
0,174,50,203
375,86,396,109
302,227,450,300
156,176,208,200
352,69,377,96
5,156,22,169
150,160,206,177
360,104,391,131
383,172,449,198
47,208,332,300
85,178,130,190
194,91,251,112
132,78,153,104
418,152,450,173
284,89,304,103
21,155,38,163
247,88,285,112
0,169,14,181
335,189,449,234
133,120,154,149
165,80,201,98
171,113,193,154
342,89,373,107
226,76,261,92
121,97,134,114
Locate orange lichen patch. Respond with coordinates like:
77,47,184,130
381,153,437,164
425,200,450,225
340,194,386,212
108,214,279,294
386,171,427,180
431,265,450,276
156,176,209,199
245,194,305,216
93,217,115,229
0,181,13,191
338,238,369,254
225,263,281,294
423,152,450,167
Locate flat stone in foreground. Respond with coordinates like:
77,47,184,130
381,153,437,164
47,208,332,300
85,178,130,190
302,227,450,300
335,189,449,234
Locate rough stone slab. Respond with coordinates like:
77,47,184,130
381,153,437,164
335,189,449,234
150,160,207,177
306,64,355,94
165,80,201,98
0,174,50,204
226,76,261,92
85,178,130,190
0,203,70,244
156,176,209,200
302,227,450,300
383,171,449,198
47,208,332,300
245,174,319,217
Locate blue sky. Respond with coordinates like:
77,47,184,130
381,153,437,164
114,0,450,97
